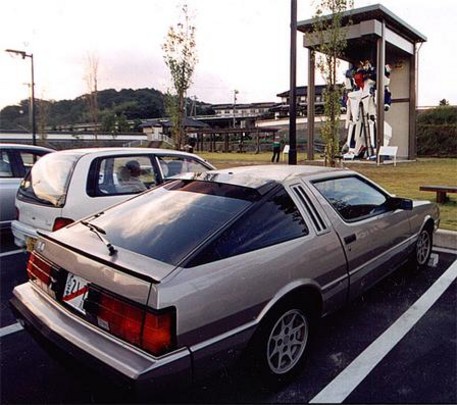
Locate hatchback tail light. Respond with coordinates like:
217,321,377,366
27,251,53,288
52,217,74,231
84,286,176,357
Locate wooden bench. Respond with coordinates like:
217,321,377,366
419,185,457,203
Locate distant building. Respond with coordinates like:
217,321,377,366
140,117,209,147
139,86,329,140
192,102,275,130
270,85,327,118
211,102,276,119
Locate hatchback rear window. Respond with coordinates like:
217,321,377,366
18,153,80,207
88,181,257,265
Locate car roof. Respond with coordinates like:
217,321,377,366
177,164,347,191
48,147,206,158
0,143,54,152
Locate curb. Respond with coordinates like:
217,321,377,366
434,229,457,251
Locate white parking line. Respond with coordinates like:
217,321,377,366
0,322,23,338
310,259,457,404
0,249,25,258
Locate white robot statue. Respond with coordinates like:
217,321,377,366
341,61,392,160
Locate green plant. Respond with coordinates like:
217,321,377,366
162,4,198,150
310,0,353,167
417,106,457,157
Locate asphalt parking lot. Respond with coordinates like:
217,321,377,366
1,229,456,404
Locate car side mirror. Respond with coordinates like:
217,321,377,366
387,197,413,211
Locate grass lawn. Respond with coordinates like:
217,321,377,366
199,152,457,231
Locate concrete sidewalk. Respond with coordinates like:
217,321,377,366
435,229,457,250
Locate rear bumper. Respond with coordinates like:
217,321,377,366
11,220,39,248
10,283,193,397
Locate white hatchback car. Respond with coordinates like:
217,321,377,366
12,147,215,249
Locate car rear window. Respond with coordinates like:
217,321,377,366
18,153,80,207
156,155,212,179
89,180,258,265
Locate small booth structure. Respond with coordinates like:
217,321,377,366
297,4,427,160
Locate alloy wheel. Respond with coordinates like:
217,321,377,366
266,309,309,375
416,229,432,266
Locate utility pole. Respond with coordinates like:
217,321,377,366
6,49,36,145
289,0,297,165
232,89,239,128
229,89,239,152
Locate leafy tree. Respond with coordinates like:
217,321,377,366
311,0,353,166
101,112,130,134
0,104,24,129
101,113,117,133
162,4,198,149
0,88,188,131
37,98,50,141
439,99,450,106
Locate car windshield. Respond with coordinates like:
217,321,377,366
89,180,258,265
18,153,80,207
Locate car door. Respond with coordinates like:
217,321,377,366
312,175,412,299
0,148,20,226
0,147,49,228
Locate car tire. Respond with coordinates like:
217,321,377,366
247,302,312,384
413,227,433,268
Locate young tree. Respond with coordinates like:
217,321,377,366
311,0,353,166
85,53,100,143
37,96,50,142
162,4,198,149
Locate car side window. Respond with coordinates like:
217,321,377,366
188,187,309,266
89,156,158,197
17,152,43,176
157,155,209,179
313,176,388,221
0,151,13,178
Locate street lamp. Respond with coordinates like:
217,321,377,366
5,48,36,145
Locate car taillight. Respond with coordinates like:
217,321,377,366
52,217,74,231
27,251,52,287
85,287,176,357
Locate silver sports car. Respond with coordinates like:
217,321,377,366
11,165,439,396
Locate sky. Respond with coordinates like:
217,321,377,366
0,0,456,111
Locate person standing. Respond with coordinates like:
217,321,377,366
271,136,281,163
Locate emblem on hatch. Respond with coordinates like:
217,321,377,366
35,240,45,253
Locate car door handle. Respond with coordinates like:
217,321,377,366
344,234,357,245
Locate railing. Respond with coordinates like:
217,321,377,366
123,134,175,148
123,140,150,148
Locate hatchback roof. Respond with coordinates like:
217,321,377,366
49,147,204,157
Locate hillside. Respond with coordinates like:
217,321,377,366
0,88,215,132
